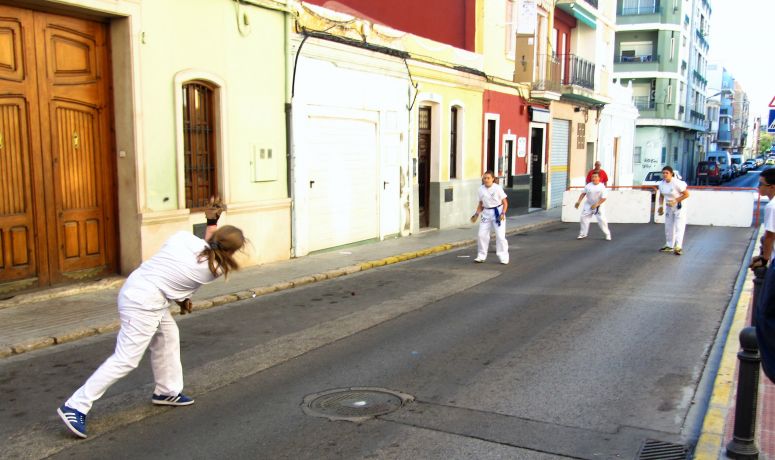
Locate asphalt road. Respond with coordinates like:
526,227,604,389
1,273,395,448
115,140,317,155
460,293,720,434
725,167,763,188
1,221,755,459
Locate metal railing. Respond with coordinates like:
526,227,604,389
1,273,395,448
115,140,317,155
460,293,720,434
531,54,562,93
620,0,659,15
559,54,595,90
633,96,656,110
615,54,659,63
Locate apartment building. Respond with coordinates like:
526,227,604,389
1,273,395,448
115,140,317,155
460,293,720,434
614,0,712,184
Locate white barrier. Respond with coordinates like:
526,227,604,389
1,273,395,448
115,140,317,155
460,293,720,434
561,189,652,223
562,187,757,227
653,189,757,227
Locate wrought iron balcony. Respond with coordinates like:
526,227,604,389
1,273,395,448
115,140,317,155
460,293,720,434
531,54,562,93
559,54,595,90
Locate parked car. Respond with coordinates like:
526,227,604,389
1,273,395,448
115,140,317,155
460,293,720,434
730,153,743,177
643,170,682,198
767,157,775,166
707,152,732,181
743,159,756,172
696,161,722,185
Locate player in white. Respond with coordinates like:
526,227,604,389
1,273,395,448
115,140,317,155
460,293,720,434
750,168,775,383
574,171,611,240
656,166,690,255
471,170,509,264
57,198,245,439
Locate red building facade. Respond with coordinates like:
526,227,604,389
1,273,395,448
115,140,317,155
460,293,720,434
302,0,476,51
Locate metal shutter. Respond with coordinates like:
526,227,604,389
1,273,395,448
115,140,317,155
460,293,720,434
550,119,570,208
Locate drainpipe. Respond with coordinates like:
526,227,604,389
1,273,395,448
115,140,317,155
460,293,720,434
284,11,296,258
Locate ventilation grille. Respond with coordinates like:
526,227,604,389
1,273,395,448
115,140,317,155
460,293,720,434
637,439,690,460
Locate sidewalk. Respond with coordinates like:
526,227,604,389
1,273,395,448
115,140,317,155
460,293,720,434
695,229,775,459
0,208,561,359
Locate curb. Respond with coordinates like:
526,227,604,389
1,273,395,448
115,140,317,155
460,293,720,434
1,218,560,359
693,228,761,458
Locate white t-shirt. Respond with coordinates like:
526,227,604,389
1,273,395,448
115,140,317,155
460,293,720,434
119,232,217,310
583,182,607,206
479,183,507,208
658,178,687,205
765,200,775,261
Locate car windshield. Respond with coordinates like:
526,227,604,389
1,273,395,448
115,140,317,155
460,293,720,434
645,172,662,181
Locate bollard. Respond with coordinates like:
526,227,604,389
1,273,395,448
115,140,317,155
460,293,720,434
751,266,767,327
726,326,760,459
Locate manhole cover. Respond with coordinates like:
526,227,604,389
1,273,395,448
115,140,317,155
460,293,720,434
302,387,414,423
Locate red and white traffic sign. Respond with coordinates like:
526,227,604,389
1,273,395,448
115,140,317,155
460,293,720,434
769,95,775,108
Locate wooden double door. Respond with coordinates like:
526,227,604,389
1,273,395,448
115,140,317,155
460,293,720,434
0,6,116,294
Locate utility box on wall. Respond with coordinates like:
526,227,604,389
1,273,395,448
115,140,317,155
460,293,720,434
252,144,277,182
513,35,535,83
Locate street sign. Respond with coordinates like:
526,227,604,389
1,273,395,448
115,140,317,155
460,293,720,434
770,96,775,108
769,109,775,133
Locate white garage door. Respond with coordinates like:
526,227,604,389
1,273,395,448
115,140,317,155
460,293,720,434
307,116,379,252
550,119,570,208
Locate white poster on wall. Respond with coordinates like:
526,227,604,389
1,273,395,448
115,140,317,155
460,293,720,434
517,137,527,157
518,0,537,35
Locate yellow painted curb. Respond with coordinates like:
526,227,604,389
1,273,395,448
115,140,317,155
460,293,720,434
694,227,762,457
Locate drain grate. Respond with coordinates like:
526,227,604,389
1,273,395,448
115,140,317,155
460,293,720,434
637,439,690,460
302,387,413,423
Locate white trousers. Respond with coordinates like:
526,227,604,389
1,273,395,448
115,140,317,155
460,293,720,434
664,206,686,248
477,208,509,263
579,206,611,238
65,307,183,414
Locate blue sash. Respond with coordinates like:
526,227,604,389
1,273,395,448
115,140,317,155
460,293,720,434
486,205,502,226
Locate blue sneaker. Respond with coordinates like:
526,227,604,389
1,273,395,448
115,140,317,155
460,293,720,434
152,393,195,406
57,405,87,438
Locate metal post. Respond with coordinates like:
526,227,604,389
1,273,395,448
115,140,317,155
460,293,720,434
726,326,760,459
751,266,767,327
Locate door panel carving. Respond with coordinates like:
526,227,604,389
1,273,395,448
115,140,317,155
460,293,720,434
0,5,115,292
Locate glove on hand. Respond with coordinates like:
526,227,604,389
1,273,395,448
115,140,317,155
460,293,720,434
176,298,193,315
205,196,226,222
750,255,768,270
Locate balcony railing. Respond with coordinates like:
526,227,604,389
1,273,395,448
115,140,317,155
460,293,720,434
559,54,595,90
531,54,562,93
619,0,659,15
633,96,655,110
615,54,659,63
690,109,706,121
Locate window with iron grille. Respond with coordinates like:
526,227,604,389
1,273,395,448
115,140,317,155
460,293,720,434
182,81,218,210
